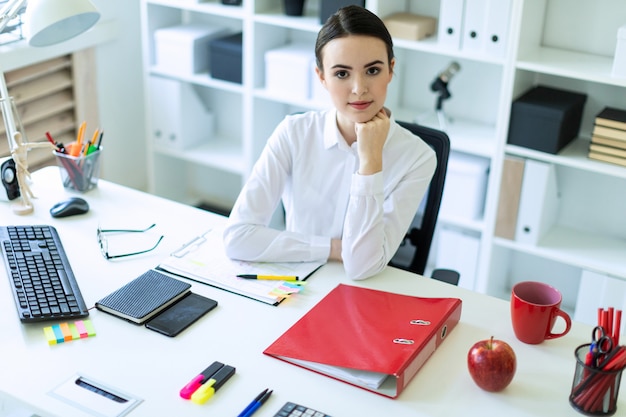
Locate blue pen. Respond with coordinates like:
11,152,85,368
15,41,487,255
238,389,272,417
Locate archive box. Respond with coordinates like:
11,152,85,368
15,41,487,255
382,13,437,41
265,43,314,100
154,24,228,74
440,151,489,221
210,32,243,83
148,77,213,150
507,85,587,154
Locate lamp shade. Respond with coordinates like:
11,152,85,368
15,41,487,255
24,0,100,47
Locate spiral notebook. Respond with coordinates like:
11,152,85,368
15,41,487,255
95,270,191,324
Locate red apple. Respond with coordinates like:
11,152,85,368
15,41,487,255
467,336,516,392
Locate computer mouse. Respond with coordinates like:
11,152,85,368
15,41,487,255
50,197,90,218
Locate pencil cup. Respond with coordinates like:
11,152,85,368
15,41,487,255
54,148,102,192
569,344,625,416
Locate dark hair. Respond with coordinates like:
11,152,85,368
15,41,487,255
315,5,394,70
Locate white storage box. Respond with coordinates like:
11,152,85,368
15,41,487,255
154,24,229,74
310,63,330,105
440,151,489,221
148,77,213,150
435,226,479,290
265,43,314,100
612,24,626,78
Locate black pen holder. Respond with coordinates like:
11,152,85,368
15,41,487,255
54,148,102,192
569,344,625,416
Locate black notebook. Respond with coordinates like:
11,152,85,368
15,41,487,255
96,270,191,324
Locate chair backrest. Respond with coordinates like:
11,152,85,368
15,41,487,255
389,121,451,276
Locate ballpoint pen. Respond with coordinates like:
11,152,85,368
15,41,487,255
237,274,298,281
239,389,272,417
236,388,267,417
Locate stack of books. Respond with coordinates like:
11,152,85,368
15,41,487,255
588,107,626,167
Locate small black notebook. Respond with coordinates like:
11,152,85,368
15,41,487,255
96,270,191,324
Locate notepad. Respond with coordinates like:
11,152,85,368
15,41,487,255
157,228,323,306
95,270,191,324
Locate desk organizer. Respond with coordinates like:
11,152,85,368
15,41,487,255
569,343,625,416
54,148,102,192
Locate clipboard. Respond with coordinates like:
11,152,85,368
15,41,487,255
157,228,324,305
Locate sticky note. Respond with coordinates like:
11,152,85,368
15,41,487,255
52,324,64,344
84,320,96,337
69,322,80,340
44,326,57,345
59,322,72,342
75,320,88,338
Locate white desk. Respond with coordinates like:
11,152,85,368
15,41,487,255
0,167,619,417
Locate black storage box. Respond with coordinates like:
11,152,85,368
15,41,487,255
320,0,365,24
507,85,587,154
209,32,243,84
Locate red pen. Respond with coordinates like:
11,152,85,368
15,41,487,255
614,309,622,345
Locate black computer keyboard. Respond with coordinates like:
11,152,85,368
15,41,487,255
0,225,89,323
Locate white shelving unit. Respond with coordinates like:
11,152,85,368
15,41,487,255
139,0,626,314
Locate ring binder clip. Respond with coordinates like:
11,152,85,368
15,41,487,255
410,319,431,325
393,338,415,344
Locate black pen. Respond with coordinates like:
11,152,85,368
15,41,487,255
238,389,272,417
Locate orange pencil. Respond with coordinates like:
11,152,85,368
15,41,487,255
73,121,86,156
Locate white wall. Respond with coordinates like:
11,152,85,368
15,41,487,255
92,0,146,191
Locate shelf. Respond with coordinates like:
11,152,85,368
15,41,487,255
506,138,626,180
150,67,244,93
494,225,626,280
395,107,497,158
439,215,484,234
254,10,321,33
146,0,245,18
394,37,507,66
517,47,626,87
154,138,245,175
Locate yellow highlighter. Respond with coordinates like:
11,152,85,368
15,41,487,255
236,274,299,281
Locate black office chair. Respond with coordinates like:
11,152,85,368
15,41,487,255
389,121,460,286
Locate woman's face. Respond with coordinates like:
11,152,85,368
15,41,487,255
316,35,394,125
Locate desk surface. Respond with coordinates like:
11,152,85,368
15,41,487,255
0,167,619,417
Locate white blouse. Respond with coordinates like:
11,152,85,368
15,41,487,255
223,109,436,280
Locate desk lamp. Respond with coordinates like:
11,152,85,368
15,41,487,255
0,0,100,214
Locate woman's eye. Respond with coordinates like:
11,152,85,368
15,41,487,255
335,70,349,79
367,67,381,75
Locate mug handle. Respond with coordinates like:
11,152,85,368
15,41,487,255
546,309,572,339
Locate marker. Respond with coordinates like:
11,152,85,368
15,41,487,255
237,274,298,281
179,361,224,399
239,389,272,417
190,364,235,404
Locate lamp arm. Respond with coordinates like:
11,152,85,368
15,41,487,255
0,0,26,152
0,0,27,33
1,64,19,152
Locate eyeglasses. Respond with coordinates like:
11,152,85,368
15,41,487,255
97,223,164,260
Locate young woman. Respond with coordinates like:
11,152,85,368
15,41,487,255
223,6,436,280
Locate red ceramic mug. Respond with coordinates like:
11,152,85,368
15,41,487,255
511,281,572,344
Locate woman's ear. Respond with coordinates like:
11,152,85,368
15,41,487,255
389,57,396,81
315,66,327,88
